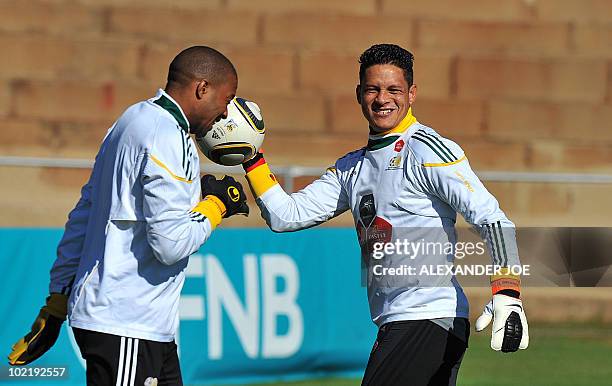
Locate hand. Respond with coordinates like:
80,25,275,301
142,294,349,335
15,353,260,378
8,294,67,365
201,175,249,217
475,294,529,352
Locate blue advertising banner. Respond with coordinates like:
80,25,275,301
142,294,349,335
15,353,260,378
0,228,375,385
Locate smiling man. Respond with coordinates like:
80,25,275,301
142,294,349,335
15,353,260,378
8,46,249,385
242,44,529,385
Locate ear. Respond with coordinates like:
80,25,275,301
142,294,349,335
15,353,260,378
355,84,362,104
196,79,209,100
408,84,417,106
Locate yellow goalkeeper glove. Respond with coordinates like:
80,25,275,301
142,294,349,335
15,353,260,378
8,293,67,365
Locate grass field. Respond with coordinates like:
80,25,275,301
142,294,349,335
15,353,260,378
237,323,612,386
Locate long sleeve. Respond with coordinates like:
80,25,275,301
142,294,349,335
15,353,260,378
414,139,520,269
245,158,350,232
142,128,213,266
49,180,93,295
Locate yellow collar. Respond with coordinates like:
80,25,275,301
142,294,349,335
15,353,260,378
369,107,417,139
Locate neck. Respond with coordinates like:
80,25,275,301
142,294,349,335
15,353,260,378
164,87,190,121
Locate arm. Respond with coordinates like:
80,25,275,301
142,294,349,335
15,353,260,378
419,152,520,277
142,131,221,266
415,138,528,352
50,126,114,295
12,152,97,365
49,180,92,295
243,153,349,232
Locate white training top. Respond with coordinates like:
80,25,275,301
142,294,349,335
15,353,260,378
254,111,519,326
49,89,211,342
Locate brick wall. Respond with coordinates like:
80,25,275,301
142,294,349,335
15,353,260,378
1,0,611,226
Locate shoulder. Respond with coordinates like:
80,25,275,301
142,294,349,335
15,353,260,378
137,103,186,150
334,147,366,173
407,123,465,166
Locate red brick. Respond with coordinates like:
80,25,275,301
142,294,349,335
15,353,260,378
142,43,295,94
0,119,107,157
562,144,612,171
14,80,155,123
330,97,484,137
299,52,359,94
529,140,612,171
418,21,569,55
574,24,612,57
39,168,94,190
484,182,524,215
457,58,607,103
76,0,222,9
0,35,141,81
141,43,198,86
109,8,257,44
329,94,366,134
0,168,86,227
382,0,535,21
570,185,612,224
608,63,612,105
0,120,49,152
228,0,376,15
413,99,484,137
461,140,528,170
243,93,326,134
526,184,571,215
0,82,10,118
264,14,413,51
413,55,452,98
300,52,450,98
225,47,295,95
489,101,612,141
262,132,366,166
0,2,103,36
536,0,612,22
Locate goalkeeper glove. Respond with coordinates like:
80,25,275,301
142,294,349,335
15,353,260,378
475,294,529,352
8,293,67,365
242,152,280,198
201,175,249,218
475,267,529,352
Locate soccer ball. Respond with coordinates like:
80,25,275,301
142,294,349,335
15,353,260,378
196,97,265,166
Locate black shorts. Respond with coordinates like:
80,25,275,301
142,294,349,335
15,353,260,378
73,328,183,386
361,319,469,386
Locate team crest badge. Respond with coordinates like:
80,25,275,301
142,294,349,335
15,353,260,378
386,155,402,170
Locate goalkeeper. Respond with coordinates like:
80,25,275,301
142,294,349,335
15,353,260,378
8,46,248,385
242,44,528,386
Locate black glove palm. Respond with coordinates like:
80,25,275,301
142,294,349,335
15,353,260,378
201,175,249,217
8,294,67,366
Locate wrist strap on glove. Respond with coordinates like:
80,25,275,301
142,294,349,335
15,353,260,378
243,153,279,197
491,267,521,298
191,196,226,229
42,293,68,320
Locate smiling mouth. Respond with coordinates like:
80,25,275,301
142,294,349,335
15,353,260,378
373,108,395,117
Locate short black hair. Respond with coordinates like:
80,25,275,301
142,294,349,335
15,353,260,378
167,46,237,87
358,44,414,85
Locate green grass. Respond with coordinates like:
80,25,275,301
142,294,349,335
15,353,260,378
237,323,612,386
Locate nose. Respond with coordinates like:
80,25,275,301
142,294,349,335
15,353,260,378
374,90,390,105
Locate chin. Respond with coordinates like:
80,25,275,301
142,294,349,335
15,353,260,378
370,122,394,133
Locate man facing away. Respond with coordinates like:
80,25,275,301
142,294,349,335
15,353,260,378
241,44,529,385
8,46,249,386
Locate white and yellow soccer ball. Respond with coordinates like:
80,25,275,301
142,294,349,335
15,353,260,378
196,97,265,166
